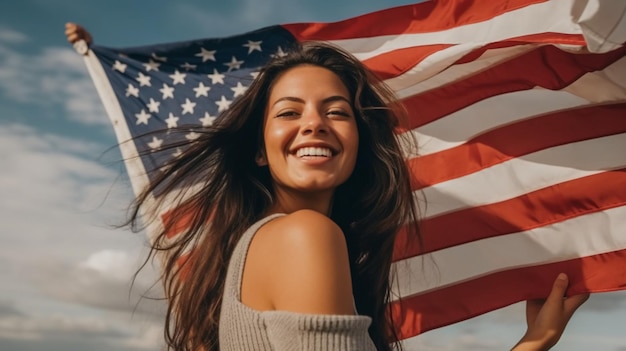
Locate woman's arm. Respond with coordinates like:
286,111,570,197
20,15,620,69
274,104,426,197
512,273,589,351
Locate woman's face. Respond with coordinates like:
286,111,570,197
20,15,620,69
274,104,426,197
261,64,359,198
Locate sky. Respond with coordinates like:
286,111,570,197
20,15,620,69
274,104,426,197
1,0,625,350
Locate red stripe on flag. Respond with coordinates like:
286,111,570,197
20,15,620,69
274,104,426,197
161,203,213,239
161,206,195,239
390,249,626,338
402,45,626,129
362,44,454,80
394,168,626,261
408,103,626,190
283,0,548,41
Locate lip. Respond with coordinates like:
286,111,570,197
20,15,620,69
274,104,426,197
289,142,339,156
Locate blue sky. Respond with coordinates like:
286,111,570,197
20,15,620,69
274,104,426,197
1,1,625,350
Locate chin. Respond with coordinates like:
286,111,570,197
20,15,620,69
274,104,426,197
296,182,337,192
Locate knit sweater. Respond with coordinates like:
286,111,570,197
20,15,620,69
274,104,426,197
219,214,377,350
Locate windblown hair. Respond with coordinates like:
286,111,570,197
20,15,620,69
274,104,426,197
129,42,420,351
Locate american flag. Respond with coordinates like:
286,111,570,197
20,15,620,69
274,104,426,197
81,0,626,345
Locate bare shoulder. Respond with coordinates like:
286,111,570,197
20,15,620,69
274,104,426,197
263,209,345,246
242,210,354,315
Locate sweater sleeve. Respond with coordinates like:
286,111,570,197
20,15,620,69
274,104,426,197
263,311,377,351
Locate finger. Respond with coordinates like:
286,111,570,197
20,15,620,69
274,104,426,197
563,293,589,318
66,33,81,43
65,23,78,43
66,33,77,43
546,273,569,305
525,298,544,327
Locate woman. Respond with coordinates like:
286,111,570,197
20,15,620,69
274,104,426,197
66,22,588,351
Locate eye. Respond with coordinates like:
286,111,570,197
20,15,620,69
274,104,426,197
276,110,300,118
327,109,351,118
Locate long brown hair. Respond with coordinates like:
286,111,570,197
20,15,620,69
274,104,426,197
129,42,420,351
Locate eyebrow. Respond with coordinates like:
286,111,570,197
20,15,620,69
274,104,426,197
271,95,351,107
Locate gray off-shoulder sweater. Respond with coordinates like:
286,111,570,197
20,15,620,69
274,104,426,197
219,214,377,350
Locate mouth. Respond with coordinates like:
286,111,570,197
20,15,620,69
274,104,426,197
295,147,334,158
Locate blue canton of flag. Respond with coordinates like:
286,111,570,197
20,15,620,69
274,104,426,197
91,26,296,183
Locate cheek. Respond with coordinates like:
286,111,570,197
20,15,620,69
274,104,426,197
263,123,291,160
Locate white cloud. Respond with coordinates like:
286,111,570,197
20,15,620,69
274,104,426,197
0,37,107,125
0,27,28,43
81,249,139,281
0,314,123,341
120,324,163,350
0,310,162,350
0,124,128,264
0,121,161,306
35,257,165,316
0,300,24,317
0,121,164,350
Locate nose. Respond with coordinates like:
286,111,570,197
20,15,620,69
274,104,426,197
301,107,328,135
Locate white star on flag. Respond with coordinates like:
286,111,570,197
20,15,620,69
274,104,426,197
195,48,216,62
136,72,151,87
125,84,139,97
147,136,164,149
193,82,211,97
185,132,200,140
147,98,160,113
223,56,244,71
169,70,186,85
199,112,216,126
165,113,180,128
231,82,247,98
159,83,174,99
143,59,161,72
135,109,151,125
272,46,287,58
215,95,232,112
208,69,225,84
243,40,262,54
181,62,197,71
181,98,197,115
113,60,127,73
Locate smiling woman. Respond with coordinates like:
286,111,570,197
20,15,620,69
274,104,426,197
139,42,421,351
65,23,589,351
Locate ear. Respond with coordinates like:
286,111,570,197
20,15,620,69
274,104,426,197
255,151,268,166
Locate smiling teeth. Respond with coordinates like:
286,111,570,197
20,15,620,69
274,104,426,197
296,147,332,157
